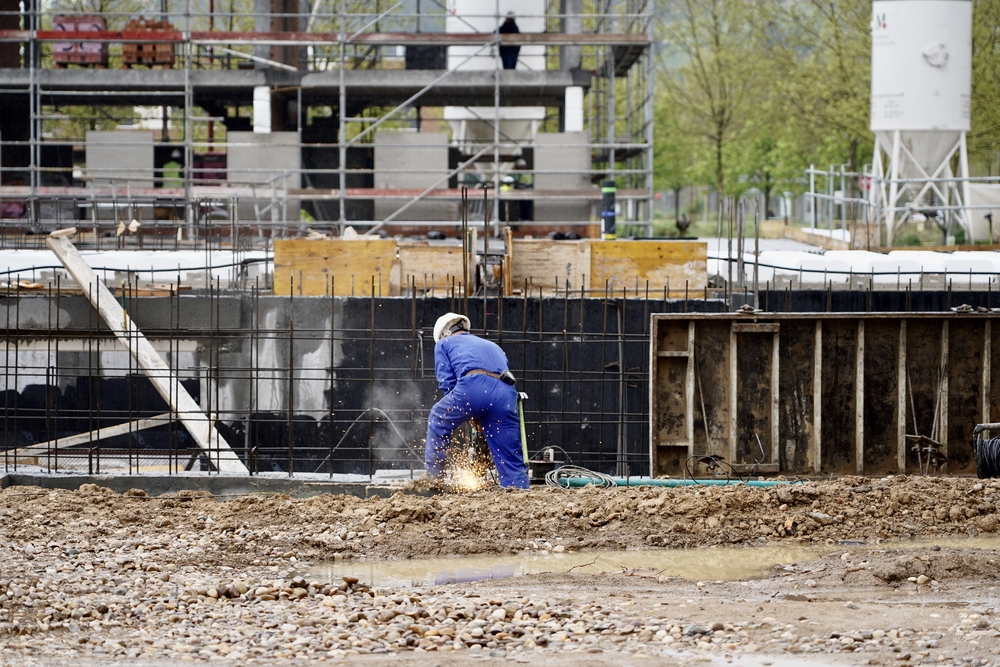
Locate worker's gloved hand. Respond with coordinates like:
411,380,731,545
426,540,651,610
500,370,516,386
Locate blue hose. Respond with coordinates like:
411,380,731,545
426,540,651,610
560,477,800,488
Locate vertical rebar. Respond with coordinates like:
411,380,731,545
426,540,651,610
287,277,295,477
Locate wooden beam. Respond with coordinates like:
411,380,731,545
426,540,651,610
940,320,949,471
45,230,248,474
686,321,695,458
729,326,738,464
11,414,172,457
813,321,822,475
984,320,992,426
897,320,907,473
771,330,780,465
856,320,865,475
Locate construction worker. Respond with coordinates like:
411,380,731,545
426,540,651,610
514,158,533,221
425,312,529,489
500,175,519,222
498,11,520,70
161,149,183,189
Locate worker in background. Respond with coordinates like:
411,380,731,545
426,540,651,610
161,149,184,189
514,158,533,222
498,11,520,70
425,312,529,489
500,175,519,223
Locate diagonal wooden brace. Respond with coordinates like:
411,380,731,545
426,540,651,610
46,228,249,474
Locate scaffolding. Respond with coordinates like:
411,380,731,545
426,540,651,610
0,0,654,246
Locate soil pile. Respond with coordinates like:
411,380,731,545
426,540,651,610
0,475,995,565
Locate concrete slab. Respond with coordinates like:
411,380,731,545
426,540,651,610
0,472,434,499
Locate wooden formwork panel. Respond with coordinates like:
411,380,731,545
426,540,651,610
651,312,1000,478
508,239,591,292
509,239,707,295
397,241,466,294
273,239,398,297
589,240,707,294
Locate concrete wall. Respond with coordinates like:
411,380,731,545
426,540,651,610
533,131,590,223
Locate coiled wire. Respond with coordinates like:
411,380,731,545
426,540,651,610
545,465,617,489
975,435,1000,479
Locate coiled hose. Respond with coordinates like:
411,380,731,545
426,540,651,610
975,435,1000,479
545,465,616,489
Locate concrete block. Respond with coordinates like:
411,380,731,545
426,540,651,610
86,130,154,188
374,131,451,222
533,131,590,223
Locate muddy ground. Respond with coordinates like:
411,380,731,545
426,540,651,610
0,475,998,665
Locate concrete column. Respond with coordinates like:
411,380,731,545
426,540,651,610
565,86,584,133
560,0,582,70
254,0,270,69
253,86,272,134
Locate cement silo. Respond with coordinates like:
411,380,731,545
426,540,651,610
869,0,973,244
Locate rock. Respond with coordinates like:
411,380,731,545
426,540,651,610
710,622,725,631
805,579,817,588
553,545,565,553
916,575,930,585
682,624,707,636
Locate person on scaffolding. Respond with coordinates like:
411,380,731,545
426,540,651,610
498,11,520,70
425,312,529,489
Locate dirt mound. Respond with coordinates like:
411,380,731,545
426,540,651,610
0,475,996,566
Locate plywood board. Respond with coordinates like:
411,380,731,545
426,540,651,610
589,240,707,293
509,239,591,293
398,242,466,294
272,239,398,297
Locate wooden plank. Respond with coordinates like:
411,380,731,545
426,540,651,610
984,320,992,426
729,325,738,465
771,330,780,466
813,321,822,475
733,323,779,333
898,320,907,473
649,319,658,476
940,320,949,471
272,239,397,297
509,239,591,293
11,413,171,456
589,240,707,293
45,230,247,474
398,242,465,295
856,320,865,475
686,321,695,458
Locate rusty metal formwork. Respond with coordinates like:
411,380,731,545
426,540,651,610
650,312,998,478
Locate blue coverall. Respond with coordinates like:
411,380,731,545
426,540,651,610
425,332,529,489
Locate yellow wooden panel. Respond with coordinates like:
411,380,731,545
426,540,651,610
509,239,591,293
588,240,707,294
398,242,467,295
272,239,397,296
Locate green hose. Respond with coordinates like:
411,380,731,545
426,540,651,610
560,477,800,488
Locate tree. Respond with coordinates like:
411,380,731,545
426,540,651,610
658,0,761,197
760,1,872,184
652,92,696,223
970,0,1000,170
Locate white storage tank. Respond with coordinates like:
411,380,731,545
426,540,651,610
870,0,971,134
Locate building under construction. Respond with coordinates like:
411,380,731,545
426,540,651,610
0,0,654,238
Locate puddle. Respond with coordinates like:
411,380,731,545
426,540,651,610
309,535,1000,589
310,544,825,588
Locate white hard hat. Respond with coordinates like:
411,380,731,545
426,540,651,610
434,312,470,343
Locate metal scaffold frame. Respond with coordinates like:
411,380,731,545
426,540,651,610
0,0,653,247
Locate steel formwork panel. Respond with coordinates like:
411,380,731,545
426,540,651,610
650,312,999,478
